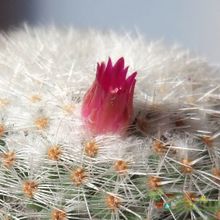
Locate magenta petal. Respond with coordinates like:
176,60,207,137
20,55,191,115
126,72,137,86
106,58,114,89
97,62,105,82
81,57,137,135
110,57,125,89
106,57,113,72
116,66,128,88
113,57,124,74
127,71,137,81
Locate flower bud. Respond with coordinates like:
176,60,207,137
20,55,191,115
81,57,137,134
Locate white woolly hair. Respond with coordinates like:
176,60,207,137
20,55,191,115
0,25,217,156
0,25,220,220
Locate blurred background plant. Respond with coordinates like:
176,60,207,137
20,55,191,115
0,0,220,64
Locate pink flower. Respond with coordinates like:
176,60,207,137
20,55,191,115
81,57,137,134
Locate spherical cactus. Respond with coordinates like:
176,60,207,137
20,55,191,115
0,26,220,220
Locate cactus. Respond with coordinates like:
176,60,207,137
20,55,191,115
0,26,220,220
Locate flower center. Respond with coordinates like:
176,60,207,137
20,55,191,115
110,87,123,94
114,160,128,174
2,151,16,168
34,117,49,130
71,167,87,186
23,180,38,198
147,176,161,190
84,140,98,157
181,159,193,174
48,145,62,161
0,98,9,107
51,209,67,220
202,135,213,147
105,194,121,211
0,124,5,137
30,95,41,103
